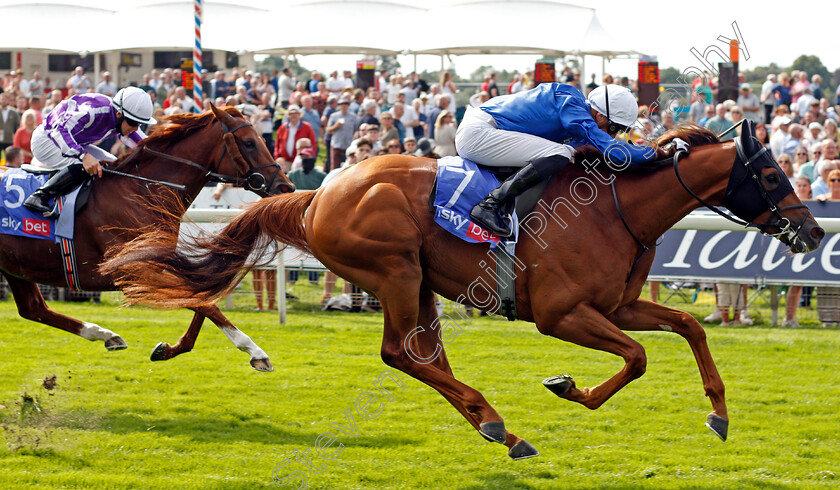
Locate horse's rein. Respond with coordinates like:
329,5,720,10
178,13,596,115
110,120,285,194
672,140,809,242
609,178,654,284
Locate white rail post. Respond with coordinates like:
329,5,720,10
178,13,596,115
277,243,286,324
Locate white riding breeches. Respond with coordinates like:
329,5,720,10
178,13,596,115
31,125,118,170
455,106,573,167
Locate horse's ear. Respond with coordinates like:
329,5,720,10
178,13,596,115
210,102,237,127
740,119,758,153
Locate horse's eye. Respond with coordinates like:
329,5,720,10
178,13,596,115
765,173,779,185
243,140,256,149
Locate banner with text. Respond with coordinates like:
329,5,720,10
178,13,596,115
649,202,840,285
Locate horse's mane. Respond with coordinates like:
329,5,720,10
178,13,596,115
572,123,721,174
656,123,720,148
111,106,245,170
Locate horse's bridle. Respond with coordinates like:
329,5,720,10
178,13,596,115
672,137,809,244
613,133,810,284
127,119,289,194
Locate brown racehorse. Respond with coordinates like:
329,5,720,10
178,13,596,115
1,104,293,371
102,121,823,458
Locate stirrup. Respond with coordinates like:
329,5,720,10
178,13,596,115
24,196,59,218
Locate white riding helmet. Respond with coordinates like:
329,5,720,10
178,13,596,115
587,84,637,129
113,86,156,125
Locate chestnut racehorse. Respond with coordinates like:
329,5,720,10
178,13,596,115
1,105,293,371
102,121,823,458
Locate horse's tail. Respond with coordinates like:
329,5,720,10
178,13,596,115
101,191,317,308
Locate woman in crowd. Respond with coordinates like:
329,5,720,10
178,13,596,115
256,73,275,98
781,176,817,328
440,71,457,112
13,109,37,164
772,72,793,108
290,81,307,107
816,168,840,201
433,110,457,157
754,122,769,148
777,153,796,185
793,146,810,175
822,118,838,144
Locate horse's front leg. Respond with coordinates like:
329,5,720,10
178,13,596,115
2,273,127,350
607,299,728,441
536,302,648,410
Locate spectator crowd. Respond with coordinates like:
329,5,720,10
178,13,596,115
1,62,838,324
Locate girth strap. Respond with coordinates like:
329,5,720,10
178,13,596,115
495,247,518,321
55,198,82,291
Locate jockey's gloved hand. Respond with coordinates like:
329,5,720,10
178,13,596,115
656,137,690,160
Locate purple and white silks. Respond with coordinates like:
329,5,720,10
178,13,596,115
43,93,145,162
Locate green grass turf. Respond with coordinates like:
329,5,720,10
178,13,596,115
0,298,838,489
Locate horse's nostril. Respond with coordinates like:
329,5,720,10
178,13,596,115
812,227,825,240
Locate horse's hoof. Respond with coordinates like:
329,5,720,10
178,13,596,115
150,342,168,361
705,413,729,441
104,336,128,351
479,421,506,444
250,358,274,372
508,439,539,460
543,374,573,397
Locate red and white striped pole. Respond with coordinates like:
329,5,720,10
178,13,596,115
192,0,203,112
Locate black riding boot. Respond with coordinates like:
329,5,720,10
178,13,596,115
469,154,570,238
23,163,88,216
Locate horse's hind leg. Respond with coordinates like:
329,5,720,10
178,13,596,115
608,299,728,440
536,302,647,409
148,305,272,372
414,287,538,459
200,305,272,372
149,310,205,362
2,273,126,350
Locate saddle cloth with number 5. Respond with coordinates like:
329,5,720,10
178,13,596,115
0,168,79,241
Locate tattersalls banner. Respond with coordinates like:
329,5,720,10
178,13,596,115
648,201,840,285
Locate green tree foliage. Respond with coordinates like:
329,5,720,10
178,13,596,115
377,55,401,76
659,66,682,85
789,55,831,82
741,62,783,83
255,55,309,79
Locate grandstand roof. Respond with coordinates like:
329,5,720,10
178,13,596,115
0,0,642,58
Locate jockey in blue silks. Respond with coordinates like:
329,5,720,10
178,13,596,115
23,86,156,215
455,83,670,238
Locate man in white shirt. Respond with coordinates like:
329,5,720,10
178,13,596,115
15,70,30,98
174,86,196,113
736,83,761,124
341,70,355,91
277,68,294,109
760,74,776,124
235,71,253,89
95,72,117,97
67,66,92,92
392,98,418,132
769,117,791,159
325,71,344,97
795,88,816,120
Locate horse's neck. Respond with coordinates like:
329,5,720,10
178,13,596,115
621,142,736,245
133,138,216,198
92,139,215,217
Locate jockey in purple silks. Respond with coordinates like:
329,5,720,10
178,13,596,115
23,86,156,215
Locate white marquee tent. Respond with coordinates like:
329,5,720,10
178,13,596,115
0,0,645,78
